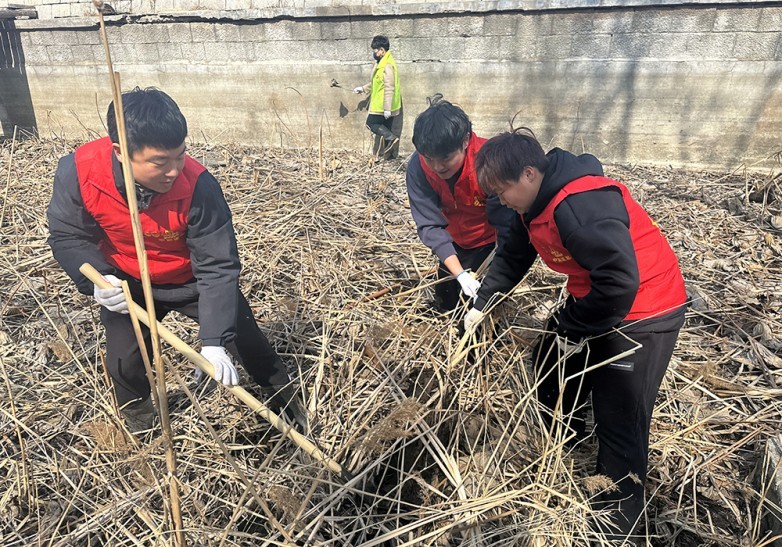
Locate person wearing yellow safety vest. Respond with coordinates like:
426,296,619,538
354,35,402,159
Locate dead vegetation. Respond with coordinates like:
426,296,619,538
0,135,780,546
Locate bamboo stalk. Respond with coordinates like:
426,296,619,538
93,3,184,544
82,262,352,481
121,282,160,415
96,349,121,422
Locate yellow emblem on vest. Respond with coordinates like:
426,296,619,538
145,229,182,242
550,248,572,263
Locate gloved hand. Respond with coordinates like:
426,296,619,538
197,346,239,386
383,110,392,119
555,335,586,359
464,308,485,335
353,86,364,94
93,274,128,314
456,270,481,301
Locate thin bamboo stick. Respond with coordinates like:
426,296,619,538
93,3,184,543
121,282,160,415
82,262,352,481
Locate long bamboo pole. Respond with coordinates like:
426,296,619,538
92,2,185,544
82,263,353,481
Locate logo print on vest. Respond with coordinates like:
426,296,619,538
550,248,572,263
145,229,183,242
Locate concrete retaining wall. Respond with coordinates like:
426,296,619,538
1,1,781,170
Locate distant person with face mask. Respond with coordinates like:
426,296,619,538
405,96,514,312
353,35,402,160
46,87,308,434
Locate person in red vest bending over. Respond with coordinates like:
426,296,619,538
47,87,307,433
464,128,687,541
406,96,514,312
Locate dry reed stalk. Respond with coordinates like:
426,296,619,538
169,366,295,543
121,281,161,415
94,4,184,542
0,125,17,227
85,263,351,480
1,136,781,545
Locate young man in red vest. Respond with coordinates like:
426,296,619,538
47,87,307,433
406,97,514,312
464,129,687,541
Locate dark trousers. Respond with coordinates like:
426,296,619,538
366,107,403,159
434,243,495,312
366,113,395,141
532,314,684,535
101,290,289,406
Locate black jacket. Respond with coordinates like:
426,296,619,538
47,152,242,346
474,148,656,339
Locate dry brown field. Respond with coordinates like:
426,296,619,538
1,137,780,546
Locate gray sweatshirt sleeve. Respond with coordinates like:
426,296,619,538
187,171,242,346
406,153,456,263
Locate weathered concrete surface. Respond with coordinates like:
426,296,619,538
0,21,37,136
4,0,781,21
1,4,781,170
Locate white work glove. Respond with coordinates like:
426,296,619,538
353,86,364,94
555,335,586,359
464,308,485,335
456,270,481,301
93,274,128,314
383,110,392,119
196,346,239,386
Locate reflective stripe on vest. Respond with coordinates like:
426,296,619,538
419,133,496,250
75,137,205,284
528,175,687,320
370,51,401,113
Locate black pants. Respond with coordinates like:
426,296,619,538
101,290,289,406
532,312,684,536
434,243,494,312
366,113,395,140
366,108,404,159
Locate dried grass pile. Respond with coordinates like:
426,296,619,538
1,135,780,546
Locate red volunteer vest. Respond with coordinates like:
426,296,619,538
528,176,686,320
419,134,496,250
75,137,206,284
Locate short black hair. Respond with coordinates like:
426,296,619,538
411,95,472,158
106,87,187,157
371,35,390,50
475,128,550,194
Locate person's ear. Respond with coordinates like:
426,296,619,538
111,142,123,163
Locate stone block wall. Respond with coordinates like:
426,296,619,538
1,1,780,170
